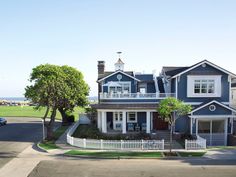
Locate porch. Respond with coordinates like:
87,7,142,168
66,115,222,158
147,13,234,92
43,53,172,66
97,110,169,134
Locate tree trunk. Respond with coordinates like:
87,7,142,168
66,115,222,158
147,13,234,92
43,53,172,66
170,123,173,153
45,107,57,140
58,108,68,125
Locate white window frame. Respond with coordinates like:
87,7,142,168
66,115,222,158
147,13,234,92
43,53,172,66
187,75,222,97
127,112,137,123
108,81,131,94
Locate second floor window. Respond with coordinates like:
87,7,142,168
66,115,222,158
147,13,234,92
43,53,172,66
187,75,221,97
194,80,215,94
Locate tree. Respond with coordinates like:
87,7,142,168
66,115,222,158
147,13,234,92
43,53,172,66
57,65,89,125
25,64,89,140
157,97,192,153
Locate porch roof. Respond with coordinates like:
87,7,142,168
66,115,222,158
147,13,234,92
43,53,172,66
91,103,158,110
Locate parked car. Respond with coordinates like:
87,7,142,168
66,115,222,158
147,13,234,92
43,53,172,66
0,118,7,126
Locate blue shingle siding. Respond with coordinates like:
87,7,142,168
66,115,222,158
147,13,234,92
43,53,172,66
104,72,138,93
171,78,176,93
192,103,232,115
175,115,190,133
147,82,156,93
177,63,230,103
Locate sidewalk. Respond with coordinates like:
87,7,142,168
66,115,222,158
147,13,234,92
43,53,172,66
0,144,51,177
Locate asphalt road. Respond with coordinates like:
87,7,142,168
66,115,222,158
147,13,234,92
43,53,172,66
0,117,59,169
29,159,236,177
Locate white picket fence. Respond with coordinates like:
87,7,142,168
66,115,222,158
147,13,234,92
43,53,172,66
185,136,207,150
67,121,165,150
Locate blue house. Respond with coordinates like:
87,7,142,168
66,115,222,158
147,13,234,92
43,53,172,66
92,59,236,146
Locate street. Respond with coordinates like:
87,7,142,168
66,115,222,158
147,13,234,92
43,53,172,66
0,117,58,168
29,158,236,177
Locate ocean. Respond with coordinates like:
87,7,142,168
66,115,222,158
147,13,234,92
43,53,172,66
0,97,27,102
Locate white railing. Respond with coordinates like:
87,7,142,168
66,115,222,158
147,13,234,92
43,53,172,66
185,135,206,150
67,121,165,150
100,92,176,100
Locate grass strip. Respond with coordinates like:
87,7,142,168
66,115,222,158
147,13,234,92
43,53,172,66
65,150,163,158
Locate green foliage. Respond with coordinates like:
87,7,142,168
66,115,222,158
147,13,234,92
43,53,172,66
158,97,192,124
65,150,163,158
25,64,89,111
72,124,151,140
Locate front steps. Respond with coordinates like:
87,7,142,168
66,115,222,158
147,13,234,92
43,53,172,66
151,130,183,149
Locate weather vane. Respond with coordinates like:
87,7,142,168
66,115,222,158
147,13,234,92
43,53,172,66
117,51,122,58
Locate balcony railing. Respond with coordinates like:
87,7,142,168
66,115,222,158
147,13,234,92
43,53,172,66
99,92,176,99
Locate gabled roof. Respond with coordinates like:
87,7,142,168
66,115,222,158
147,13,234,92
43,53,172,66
172,60,236,78
190,100,236,114
135,74,154,82
162,66,189,77
97,70,140,83
98,71,133,80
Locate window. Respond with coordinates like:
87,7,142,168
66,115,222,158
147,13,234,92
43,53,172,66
107,82,131,94
187,76,221,97
194,80,215,94
127,112,137,123
140,88,146,94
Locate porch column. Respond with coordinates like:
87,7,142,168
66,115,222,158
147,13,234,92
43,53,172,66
190,117,192,135
146,111,151,133
224,118,228,146
101,111,107,133
97,111,101,130
122,111,127,134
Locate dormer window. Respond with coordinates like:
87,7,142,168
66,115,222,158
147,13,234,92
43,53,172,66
187,75,221,97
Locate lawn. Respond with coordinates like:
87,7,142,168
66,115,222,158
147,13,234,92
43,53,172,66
65,150,163,158
39,125,70,150
0,106,84,120
178,152,206,157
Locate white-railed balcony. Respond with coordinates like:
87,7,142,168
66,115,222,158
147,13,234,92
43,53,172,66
99,92,176,100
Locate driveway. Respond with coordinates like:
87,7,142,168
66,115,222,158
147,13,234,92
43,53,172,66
205,149,236,159
0,117,59,168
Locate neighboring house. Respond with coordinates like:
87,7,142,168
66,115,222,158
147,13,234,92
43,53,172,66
92,59,236,146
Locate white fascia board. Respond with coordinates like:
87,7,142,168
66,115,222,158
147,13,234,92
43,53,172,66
190,100,236,114
172,60,236,79
97,70,141,83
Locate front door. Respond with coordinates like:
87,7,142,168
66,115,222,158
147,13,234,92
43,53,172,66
153,112,169,130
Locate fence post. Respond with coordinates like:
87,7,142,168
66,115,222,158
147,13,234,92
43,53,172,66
121,140,123,150
141,139,144,150
83,138,86,148
100,139,103,150
185,139,187,150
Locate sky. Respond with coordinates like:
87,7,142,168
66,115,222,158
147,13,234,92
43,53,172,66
1,0,236,97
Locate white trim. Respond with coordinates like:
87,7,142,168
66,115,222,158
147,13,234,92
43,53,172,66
172,60,236,79
97,70,140,82
101,111,107,133
122,111,127,134
127,112,138,123
190,117,193,135
146,111,151,133
97,109,157,112
189,115,236,118
187,75,222,98
175,77,178,98
190,100,236,114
